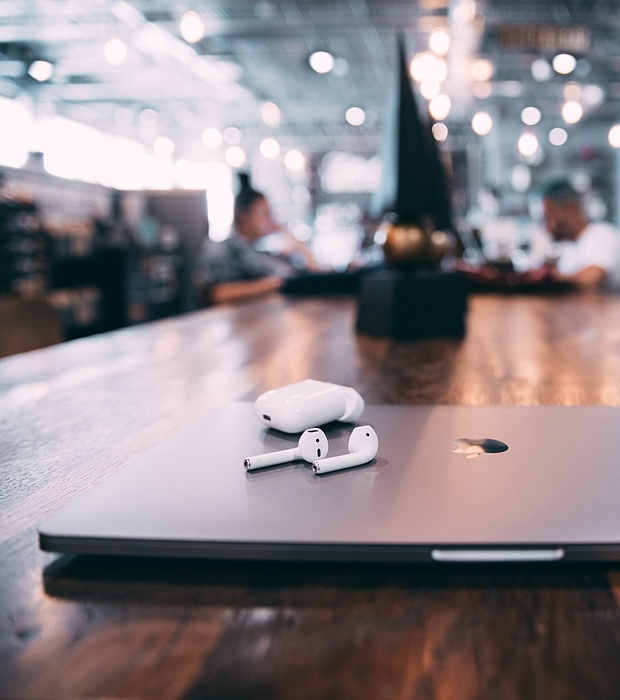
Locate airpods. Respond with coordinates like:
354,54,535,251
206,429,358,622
312,425,378,474
243,428,329,471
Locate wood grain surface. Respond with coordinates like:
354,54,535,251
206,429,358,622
3,291,620,699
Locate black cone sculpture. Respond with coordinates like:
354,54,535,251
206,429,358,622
372,38,454,268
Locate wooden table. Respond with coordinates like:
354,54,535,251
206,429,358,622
3,291,620,699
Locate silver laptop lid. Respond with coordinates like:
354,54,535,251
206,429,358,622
38,402,620,563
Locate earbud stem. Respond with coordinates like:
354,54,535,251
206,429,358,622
312,452,373,474
244,447,298,471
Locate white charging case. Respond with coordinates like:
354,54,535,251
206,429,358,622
254,379,365,433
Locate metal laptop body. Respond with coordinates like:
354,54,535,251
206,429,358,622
38,402,620,563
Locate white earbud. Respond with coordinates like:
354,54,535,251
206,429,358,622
244,428,329,471
312,425,378,474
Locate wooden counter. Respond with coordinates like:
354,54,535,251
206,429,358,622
3,291,620,698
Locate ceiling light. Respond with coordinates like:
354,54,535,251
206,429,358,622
223,126,242,144
549,128,568,146
608,125,620,148
521,107,541,126
471,111,492,135
410,52,447,83
309,50,335,74
179,11,205,44
511,164,531,192
345,107,366,126
429,94,451,120
500,81,522,97
332,58,349,77
420,78,441,100
285,149,306,171
473,82,492,99
261,101,282,126
153,136,175,157
518,132,539,158
531,58,552,82
575,59,591,77
453,0,477,23
552,53,577,75
104,37,127,65
260,137,280,159
27,60,54,82
139,108,158,126
225,146,246,168
432,122,448,142
202,127,223,149
582,84,605,107
471,58,493,82
562,100,583,124
429,29,450,56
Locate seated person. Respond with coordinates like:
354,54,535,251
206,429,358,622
457,180,620,292
539,179,620,290
195,173,320,305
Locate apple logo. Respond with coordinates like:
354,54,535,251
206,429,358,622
452,438,509,459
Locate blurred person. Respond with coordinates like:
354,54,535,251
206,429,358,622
195,173,320,305
539,179,620,290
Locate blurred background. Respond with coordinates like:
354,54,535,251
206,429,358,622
2,0,620,340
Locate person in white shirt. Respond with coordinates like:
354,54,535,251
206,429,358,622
541,179,620,290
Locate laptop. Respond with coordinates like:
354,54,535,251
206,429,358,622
38,402,620,563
